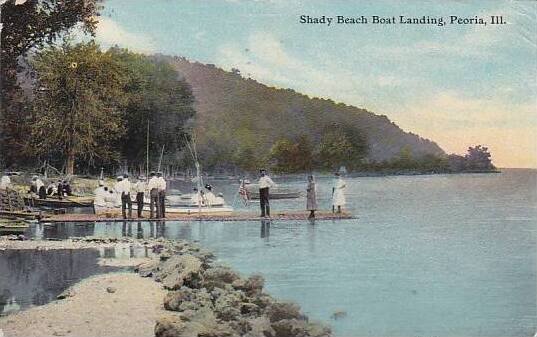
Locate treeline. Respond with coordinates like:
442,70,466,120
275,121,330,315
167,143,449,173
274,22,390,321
268,141,496,174
1,0,195,175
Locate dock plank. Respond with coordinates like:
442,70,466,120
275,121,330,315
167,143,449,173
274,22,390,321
42,211,354,223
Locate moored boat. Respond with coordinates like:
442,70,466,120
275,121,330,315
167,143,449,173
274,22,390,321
24,196,94,208
246,185,302,199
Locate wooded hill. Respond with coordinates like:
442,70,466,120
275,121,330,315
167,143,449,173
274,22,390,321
161,55,445,171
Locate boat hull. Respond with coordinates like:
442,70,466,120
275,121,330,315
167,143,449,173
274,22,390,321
24,197,94,208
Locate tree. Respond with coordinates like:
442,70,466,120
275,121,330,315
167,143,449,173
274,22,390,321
109,50,196,169
465,145,494,171
318,125,367,171
270,135,313,173
1,0,102,168
28,41,127,174
1,0,101,89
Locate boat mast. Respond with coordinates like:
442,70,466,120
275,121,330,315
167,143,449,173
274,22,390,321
146,120,150,180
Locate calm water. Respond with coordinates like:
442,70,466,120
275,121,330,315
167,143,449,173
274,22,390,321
22,169,537,336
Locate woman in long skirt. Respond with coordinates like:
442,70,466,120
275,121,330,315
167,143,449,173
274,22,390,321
306,175,317,219
332,172,346,213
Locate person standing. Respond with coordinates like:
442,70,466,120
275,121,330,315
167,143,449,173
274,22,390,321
57,180,64,199
332,172,346,213
258,169,276,218
31,176,46,199
93,180,106,211
115,175,132,219
306,175,317,219
134,175,146,218
147,172,160,219
62,180,73,196
156,172,166,218
0,173,11,190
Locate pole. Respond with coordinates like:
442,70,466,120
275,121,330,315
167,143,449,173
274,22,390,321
146,120,149,180
157,145,165,172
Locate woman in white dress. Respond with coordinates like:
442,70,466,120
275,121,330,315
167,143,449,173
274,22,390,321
332,172,346,213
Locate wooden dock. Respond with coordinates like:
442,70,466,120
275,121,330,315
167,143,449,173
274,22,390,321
41,211,355,223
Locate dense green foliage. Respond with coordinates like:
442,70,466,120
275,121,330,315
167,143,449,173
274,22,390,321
110,48,195,171
28,41,127,174
16,41,195,174
0,0,102,168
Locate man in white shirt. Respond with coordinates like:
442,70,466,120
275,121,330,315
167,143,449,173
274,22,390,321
134,176,147,218
31,176,46,199
0,173,11,190
156,172,166,218
115,175,132,219
147,172,160,218
93,180,106,209
258,169,276,217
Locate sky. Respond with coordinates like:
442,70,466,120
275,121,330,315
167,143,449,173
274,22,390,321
92,0,536,168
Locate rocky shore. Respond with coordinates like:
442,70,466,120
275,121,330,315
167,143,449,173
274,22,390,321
0,236,331,337
137,239,331,337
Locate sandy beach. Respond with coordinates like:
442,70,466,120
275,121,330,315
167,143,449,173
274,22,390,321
0,272,167,337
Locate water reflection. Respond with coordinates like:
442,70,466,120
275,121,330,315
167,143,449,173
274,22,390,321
0,243,158,316
0,248,117,315
260,219,270,239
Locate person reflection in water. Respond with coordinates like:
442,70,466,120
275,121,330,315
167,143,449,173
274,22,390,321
306,175,317,219
260,219,270,239
137,222,144,239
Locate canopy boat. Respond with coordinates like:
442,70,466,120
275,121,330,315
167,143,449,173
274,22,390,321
246,184,302,200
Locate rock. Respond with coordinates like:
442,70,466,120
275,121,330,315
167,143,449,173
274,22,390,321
240,302,260,316
271,319,331,337
232,274,264,295
164,288,212,312
244,316,275,337
106,287,116,294
56,289,74,299
163,290,191,311
330,310,347,320
156,254,204,290
135,259,160,277
155,315,185,337
265,301,304,322
251,293,274,309
213,289,245,321
155,308,238,337
202,266,240,290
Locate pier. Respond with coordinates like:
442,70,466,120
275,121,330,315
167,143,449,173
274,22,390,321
42,210,355,223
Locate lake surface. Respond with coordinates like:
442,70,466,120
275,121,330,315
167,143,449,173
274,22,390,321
20,169,537,336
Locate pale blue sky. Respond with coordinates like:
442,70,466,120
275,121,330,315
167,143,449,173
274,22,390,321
93,0,537,167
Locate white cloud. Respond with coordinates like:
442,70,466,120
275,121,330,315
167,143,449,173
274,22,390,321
94,17,155,54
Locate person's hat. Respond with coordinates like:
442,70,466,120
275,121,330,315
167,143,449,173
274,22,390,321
32,175,38,180
149,171,156,176
123,173,129,178
259,169,266,173
116,176,123,181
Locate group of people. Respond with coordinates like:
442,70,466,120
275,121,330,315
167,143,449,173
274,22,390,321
28,176,73,200
93,172,167,219
256,169,346,219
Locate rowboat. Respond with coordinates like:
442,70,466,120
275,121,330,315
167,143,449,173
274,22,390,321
23,196,94,208
246,185,302,199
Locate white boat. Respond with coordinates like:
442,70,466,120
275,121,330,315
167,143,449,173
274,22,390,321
167,192,226,207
